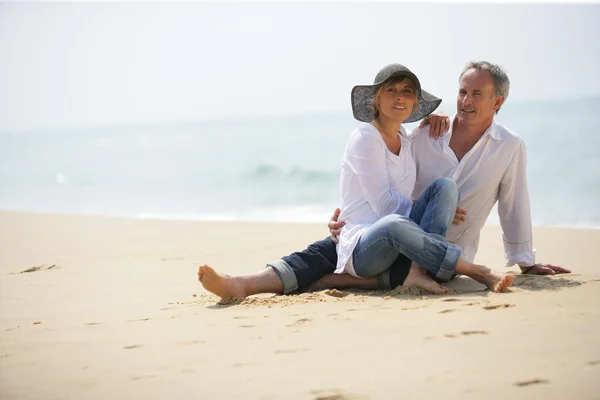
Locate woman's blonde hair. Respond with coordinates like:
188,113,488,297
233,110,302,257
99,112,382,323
369,76,420,120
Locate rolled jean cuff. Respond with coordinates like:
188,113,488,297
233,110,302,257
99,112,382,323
266,259,298,294
436,245,461,282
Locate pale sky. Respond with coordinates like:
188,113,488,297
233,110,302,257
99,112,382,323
1,1,599,131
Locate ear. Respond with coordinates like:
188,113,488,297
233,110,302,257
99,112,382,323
493,96,505,112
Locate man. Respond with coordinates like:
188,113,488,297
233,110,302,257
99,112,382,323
198,61,569,301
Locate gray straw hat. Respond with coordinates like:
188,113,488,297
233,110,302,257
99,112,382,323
351,63,442,123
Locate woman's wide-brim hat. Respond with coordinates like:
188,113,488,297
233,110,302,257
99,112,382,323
351,63,442,123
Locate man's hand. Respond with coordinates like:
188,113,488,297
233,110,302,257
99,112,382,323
419,113,451,139
328,208,345,244
453,207,467,225
520,263,571,275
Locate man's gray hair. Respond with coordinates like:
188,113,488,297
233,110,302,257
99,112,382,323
460,61,510,113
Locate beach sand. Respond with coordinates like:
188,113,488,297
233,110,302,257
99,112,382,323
1,210,599,399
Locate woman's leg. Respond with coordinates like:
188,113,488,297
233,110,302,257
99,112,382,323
353,214,460,282
409,177,458,238
351,214,512,292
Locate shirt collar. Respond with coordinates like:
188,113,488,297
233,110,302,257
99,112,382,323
444,114,502,141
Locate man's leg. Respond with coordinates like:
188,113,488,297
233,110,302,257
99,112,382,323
198,237,340,299
198,265,283,299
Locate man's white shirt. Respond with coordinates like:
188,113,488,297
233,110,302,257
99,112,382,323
410,116,536,267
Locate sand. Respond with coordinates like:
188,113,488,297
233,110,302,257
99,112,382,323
0,210,599,399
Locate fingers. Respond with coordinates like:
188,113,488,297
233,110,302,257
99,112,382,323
545,264,571,274
329,225,343,244
427,116,451,139
534,265,555,275
452,207,467,224
328,208,344,230
331,207,341,222
431,117,440,138
438,118,445,137
419,116,430,128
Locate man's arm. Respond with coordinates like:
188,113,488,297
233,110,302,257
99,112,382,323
498,140,570,275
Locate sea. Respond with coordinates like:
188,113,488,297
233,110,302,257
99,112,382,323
1,98,599,229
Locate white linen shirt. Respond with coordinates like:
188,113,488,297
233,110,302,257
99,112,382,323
335,123,416,277
411,116,535,267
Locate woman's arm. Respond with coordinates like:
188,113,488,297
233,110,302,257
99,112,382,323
345,131,413,218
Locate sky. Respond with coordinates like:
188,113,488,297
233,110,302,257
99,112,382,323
1,1,599,131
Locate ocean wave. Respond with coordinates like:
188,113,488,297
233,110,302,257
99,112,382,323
243,164,338,184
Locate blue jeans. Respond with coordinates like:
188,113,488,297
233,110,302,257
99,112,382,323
352,178,461,282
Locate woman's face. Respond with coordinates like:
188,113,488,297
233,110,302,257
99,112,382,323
376,78,417,123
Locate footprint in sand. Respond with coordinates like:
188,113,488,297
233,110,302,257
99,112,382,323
274,348,309,354
123,345,142,350
483,304,515,310
232,362,257,367
439,309,458,314
442,298,462,302
514,379,549,387
461,330,488,335
287,318,312,327
587,360,600,366
176,340,205,345
84,322,101,326
131,374,156,381
444,331,488,338
18,264,58,274
239,325,255,328
128,318,152,322
311,388,362,400
444,334,457,338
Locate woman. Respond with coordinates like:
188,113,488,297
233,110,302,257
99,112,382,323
332,63,511,293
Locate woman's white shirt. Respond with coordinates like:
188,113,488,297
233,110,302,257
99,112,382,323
335,123,416,277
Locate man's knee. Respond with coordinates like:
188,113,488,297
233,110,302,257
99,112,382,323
432,177,458,202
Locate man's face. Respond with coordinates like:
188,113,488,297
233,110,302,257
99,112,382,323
456,68,504,125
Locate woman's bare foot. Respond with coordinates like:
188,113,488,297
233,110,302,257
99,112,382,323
197,265,247,300
403,264,453,294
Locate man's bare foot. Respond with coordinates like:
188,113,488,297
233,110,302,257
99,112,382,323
403,264,453,294
197,265,247,300
479,269,513,293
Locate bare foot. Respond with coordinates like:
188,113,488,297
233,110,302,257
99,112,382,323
403,265,453,294
197,265,247,300
480,270,513,293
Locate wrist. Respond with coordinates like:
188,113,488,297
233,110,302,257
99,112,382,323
520,264,535,274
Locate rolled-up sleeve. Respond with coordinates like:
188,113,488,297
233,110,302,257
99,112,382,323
345,132,413,218
497,139,536,267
